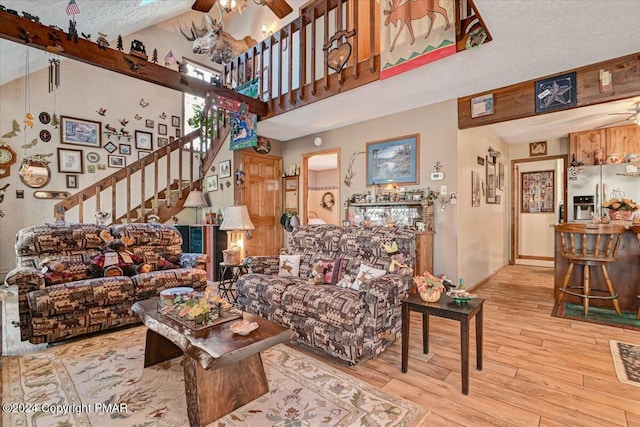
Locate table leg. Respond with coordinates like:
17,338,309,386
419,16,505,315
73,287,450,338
401,303,409,373
422,313,430,354
460,315,470,395
143,329,183,368
183,352,269,427
476,306,483,371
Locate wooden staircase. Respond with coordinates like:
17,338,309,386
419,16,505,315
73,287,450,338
54,112,230,225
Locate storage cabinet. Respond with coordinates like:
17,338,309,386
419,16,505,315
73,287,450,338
175,224,227,281
569,129,605,165
605,124,640,157
283,175,299,214
346,201,435,275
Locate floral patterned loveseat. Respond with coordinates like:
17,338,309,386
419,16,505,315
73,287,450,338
236,224,416,365
4,222,208,344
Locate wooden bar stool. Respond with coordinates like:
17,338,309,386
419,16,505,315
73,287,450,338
628,225,640,320
555,223,625,316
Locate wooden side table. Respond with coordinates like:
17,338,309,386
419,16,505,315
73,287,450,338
401,293,484,395
218,262,245,303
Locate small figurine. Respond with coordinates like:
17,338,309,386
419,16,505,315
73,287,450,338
67,19,78,43
309,260,324,286
96,33,109,49
87,230,151,278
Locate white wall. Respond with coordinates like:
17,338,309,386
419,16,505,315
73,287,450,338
457,126,510,288
282,99,462,280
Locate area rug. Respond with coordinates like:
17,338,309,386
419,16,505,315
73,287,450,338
552,302,640,331
610,340,640,387
2,326,429,427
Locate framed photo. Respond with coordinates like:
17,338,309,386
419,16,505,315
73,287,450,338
477,156,485,166
175,128,181,138
86,152,100,163
158,123,167,135
104,142,117,153
66,174,78,189
498,162,505,190
145,119,154,128
87,165,96,173
169,137,175,143
486,157,496,204
206,174,218,191
171,115,180,127
219,160,231,178
108,155,126,168
521,170,555,213
97,164,106,170
366,134,419,186
60,116,101,147
119,144,131,155
135,130,153,150
158,137,168,147
471,170,481,207
529,141,547,157
535,72,577,113
471,93,494,118
57,147,84,173
138,151,150,160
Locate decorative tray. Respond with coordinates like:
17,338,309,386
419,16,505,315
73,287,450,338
157,296,241,331
446,290,476,305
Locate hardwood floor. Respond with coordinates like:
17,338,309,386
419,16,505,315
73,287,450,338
295,265,640,426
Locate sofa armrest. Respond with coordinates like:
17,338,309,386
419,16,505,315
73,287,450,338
3,267,46,342
358,273,411,343
180,253,209,269
243,256,280,275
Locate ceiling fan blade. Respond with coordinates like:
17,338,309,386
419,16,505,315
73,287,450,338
192,0,217,12
266,0,293,18
594,117,635,129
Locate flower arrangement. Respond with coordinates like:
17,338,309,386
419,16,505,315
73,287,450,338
602,197,638,212
163,288,232,327
413,272,445,294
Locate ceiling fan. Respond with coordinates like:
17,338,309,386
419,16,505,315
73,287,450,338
594,101,640,129
191,0,293,18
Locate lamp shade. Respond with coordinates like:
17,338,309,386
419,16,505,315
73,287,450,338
183,190,208,208
220,205,255,231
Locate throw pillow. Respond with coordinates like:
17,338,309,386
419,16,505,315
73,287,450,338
322,259,343,285
278,254,301,277
353,264,387,289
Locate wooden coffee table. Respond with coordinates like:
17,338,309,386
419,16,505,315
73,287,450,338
132,298,293,427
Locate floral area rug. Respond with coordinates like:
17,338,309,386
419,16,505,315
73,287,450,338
2,326,428,427
552,302,640,331
610,340,640,388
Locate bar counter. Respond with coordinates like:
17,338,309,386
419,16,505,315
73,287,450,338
554,223,640,312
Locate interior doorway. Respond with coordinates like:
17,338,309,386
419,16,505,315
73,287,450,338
511,155,567,267
301,148,341,225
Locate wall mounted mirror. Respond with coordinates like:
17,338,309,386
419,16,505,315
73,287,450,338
19,160,51,188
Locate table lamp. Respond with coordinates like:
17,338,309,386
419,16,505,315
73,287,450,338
220,205,255,260
183,190,208,224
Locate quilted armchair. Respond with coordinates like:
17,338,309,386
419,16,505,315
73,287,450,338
4,222,208,344
236,224,416,365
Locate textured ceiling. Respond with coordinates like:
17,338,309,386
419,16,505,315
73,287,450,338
1,0,640,144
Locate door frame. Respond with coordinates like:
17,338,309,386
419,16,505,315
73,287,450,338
510,154,568,264
301,148,341,224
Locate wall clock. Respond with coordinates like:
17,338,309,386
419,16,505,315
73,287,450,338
0,145,17,178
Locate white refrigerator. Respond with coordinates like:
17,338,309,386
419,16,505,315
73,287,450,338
567,164,639,221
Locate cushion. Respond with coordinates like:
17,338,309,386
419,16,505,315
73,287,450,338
353,264,387,289
322,259,343,285
278,255,301,277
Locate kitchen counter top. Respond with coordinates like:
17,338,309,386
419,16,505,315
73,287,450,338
554,227,640,311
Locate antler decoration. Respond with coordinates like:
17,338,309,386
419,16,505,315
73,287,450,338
344,151,364,187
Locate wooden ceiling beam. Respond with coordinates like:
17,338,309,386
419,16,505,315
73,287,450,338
0,11,268,117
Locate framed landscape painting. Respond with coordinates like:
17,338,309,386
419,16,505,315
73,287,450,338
61,116,101,148
366,134,419,186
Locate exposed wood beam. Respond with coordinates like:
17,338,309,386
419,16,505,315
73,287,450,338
0,11,267,117
458,52,640,129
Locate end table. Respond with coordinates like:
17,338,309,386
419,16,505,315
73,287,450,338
401,293,484,395
218,262,245,303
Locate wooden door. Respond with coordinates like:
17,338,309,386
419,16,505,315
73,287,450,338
239,151,283,256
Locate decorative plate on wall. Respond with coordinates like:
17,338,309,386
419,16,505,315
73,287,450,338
253,136,271,154
39,111,51,125
86,152,100,163
39,129,51,142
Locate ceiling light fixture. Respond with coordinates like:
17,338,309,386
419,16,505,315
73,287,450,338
220,0,237,13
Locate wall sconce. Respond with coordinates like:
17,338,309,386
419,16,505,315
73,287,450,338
440,192,457,212
261,22,273,38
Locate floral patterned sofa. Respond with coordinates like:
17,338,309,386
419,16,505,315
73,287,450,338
4,222,208,344
236,224,416,365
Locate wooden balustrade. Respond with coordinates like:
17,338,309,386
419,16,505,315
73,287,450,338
54,114,230,224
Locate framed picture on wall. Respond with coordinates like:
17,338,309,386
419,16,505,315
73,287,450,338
219,160,231,178
60,116,101,147
521,170,555,213
471,170,481,207
135,131,153,150
206,174,218,191
366,134,419,186
498,162,505,190
57,148,84,173
486,157,496,204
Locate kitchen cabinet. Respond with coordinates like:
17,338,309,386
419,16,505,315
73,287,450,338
569,129,605,165
605,124,640,158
